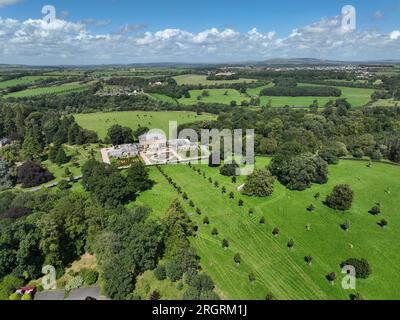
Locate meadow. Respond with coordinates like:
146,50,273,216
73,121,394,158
149,93,178,105
4,82,91,98
74,111,216,139
178,89,250,105
136,158,400,300
174,74,257,86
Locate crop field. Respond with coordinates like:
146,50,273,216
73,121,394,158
74,111,216,139
3,82,91,98
0,76,53,89
174,74,257,86
178,89,250,105
136,158,400,300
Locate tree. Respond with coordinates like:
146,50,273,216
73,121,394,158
341,220,350,232
127,161,153,192
211,228,219,237
102,258,135,300
379,219,388,228
269,153,328,191
238,199,244,207
0,275,24,300
242,169,275,197
55,146,69,166
305,255,313,266
369,206,381,216
154,265,167,281
327,272,337,285
259,217,266,224
265,292,275,301
107,125,133,146
0,160,16,191
229,192,234,199
222,239,229,250
17,161,54,188
234,253,241,266
203,217,210,225
341,258,372,279
21,124,44,161
287,239,295,250
272,227,280,237
150,290,161,300
249,273,256,282
219,162,239,177
325,185,354,211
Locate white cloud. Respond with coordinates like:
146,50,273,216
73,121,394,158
0,12,399,64
0,0,22,8
390,30,400,40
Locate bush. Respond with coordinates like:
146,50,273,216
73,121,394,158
83,270,99,286
341,258,372,279
325,185,354,211
21,293,32,300
219,162,239,177
65,276,84,291
369,206,381,216
9,293,22,300
0,275,24,300
154,265,167,281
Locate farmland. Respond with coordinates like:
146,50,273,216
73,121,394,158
136,158,400,300
3,82,91,98
174,74,257,86
74,111,216,139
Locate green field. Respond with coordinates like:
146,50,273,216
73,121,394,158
4,82,91,98
174,74,257,86
149,93,178,105
0,76,53,90
255,84,375,108
74,111,216,139
178,89,250,105
136,158,400,300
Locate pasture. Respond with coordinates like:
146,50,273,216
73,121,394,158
74,111,216,139
252,84,375,108
174,74,257,86
178,89,250,105
136,158,400,300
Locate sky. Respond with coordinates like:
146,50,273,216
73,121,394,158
0,0,399,65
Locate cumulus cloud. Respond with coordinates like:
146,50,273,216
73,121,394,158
0,11,399,64
0,0,22,8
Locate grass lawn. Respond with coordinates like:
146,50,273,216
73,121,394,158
0,76,53,89
4,82,91,98
74,111,216,139
178,89,250,105
174,74,257,86
136,158,400,300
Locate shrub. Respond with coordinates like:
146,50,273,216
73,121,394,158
341,220,350,232
379,219,388,228
234,253,241,265
341,258,372,279
9,293,22,300
21,294,32,300
249,273,256,282
222,239,229,249
203,217,210,225
219,162,239,177
238,199,244,207
259,217,266,224
83,270,99,286
327,272,337,284
305,256,313,266
150,290,161,300
265,292,275,300
287,239,295,250
272,227,280,237
229,192,235,199
65,276,84,291
211,228,219,237
325,185,354,211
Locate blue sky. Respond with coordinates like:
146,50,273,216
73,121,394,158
0,0,399,64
